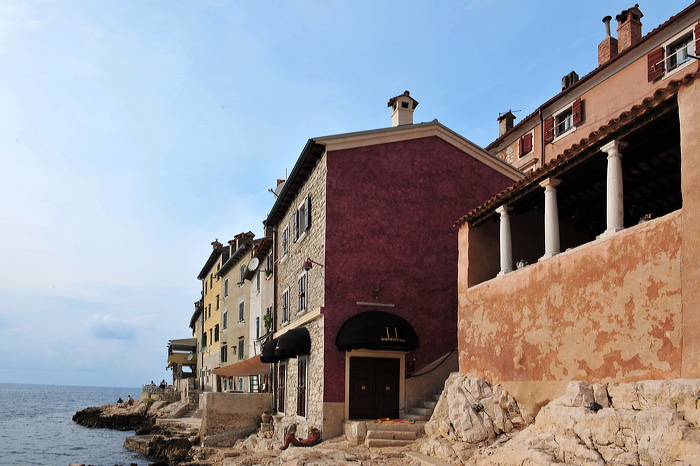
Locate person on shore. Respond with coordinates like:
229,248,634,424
280,426,321,450
159,379,167,389
117,397,123,405
127,395,134,406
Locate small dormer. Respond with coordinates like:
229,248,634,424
387,91,419,127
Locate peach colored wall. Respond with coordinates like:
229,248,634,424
679,78,700,377
459,211,682,386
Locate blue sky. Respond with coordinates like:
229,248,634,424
0,0,692,388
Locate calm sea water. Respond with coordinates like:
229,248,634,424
0,383,151,466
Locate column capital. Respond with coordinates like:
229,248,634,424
601,139,629,157
539,177,561,190
495,205,511,216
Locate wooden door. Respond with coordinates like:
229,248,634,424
349,357,400,419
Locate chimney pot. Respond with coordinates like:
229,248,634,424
387,91,419,126
598,16,619,66
616,4,643,52
497,111,516,136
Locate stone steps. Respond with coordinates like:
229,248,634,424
363,421,424,448
404,392,442,421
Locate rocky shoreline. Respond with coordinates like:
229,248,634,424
72,376,700,465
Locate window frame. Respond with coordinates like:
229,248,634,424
222,310,228,330
281,226,290,259
281,288,290,324
297,271,307,314
238,299,245,323
238,336,244,360
667,32,693,70
293,195,311,242
277,362,287,413
224,278,229,298
296,356,308,417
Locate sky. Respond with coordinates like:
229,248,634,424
0,0,692,388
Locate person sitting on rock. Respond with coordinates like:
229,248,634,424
280,426,321,450
117,397,123,405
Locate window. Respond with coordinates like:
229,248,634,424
277,363,287,413
222,310,228,330
281,226,290,258
667,34,693,70
298,272,307,313
201,332,207,349
221,345,228,363
216,295,220,310
240,265,246,284
224,279,229,298
294,195,311,241
518,133,533,157
238,300,245,322
238,336,244,360
214,324,219,342
256,270,261,291
544,98,584,143
282,289,290,323
255,317,260,339
209,329,212,347
210,274,213,288
297,356,308,417
249,375,260,393
207,304,211,318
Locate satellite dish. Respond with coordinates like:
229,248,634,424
186,353,194,361
247,257,260,272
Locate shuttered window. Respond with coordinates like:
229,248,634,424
647,47,665,81
293,195,312,242
543,116,554,144
519,133,533,157
572,98,584,126
695,21,700,56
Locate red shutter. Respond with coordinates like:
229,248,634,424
647,47,665,81
518,136,524,156
572,98,584,126
543,117,554,144
523,133,533,154
695,21,700,57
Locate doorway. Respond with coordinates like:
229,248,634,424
348,357,400,419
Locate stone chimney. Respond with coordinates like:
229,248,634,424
387,91,419,126
498,111,516,136
616,5,643,52
598,16,619,66
561,71,579,91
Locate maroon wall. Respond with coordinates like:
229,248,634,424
323,136,515,402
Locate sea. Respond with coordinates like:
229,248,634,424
0,383,152,466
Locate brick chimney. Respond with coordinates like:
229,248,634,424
598,16,619,66
616,5,643,52
387,91,419,126
498,111,516,136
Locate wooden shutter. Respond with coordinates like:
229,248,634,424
695,21,700,57
304,195,311,231
293,210,299,242
543,116,554,144
572,98,584,126
523,133,533,154
518,136,524,156
647,47,665,81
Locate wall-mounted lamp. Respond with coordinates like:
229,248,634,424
302,258,324,271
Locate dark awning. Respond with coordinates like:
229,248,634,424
259,327,311,363
260,338,280,363
335,310,419,352
276,327,311,359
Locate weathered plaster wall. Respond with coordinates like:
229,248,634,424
324,136,516,403
679,77,700,377
458,212,682,406
200,392,272,437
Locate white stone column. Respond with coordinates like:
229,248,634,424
601,140,628,237
496,205,513,276
540,177,561,260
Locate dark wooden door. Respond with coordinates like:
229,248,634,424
349,357,400,419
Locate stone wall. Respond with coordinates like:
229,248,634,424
200,392,272,443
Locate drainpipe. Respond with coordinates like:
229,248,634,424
539,108,545,167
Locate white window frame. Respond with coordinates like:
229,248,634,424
224,278,228,297
281,225,290,259
222,309,228,330
294,195,311,242
554,107,573,138
238,336,244,360
665,29,695,76
297,271,307,314
281,288,290,324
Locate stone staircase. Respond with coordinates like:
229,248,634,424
404,391,441,421
364,421,425,448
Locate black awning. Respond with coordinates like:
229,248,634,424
260,338,280,363
335,310,419,352
275,327,311,359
